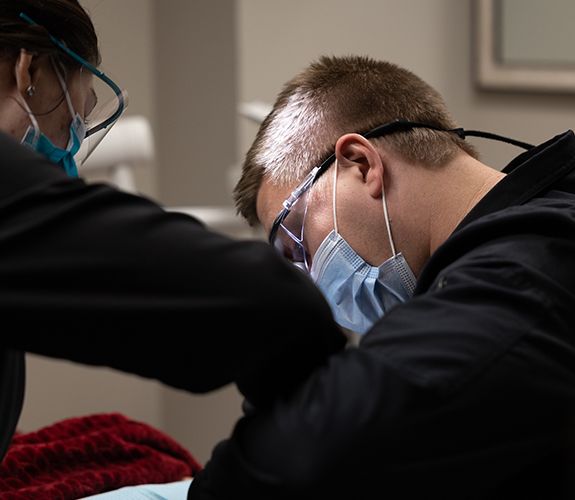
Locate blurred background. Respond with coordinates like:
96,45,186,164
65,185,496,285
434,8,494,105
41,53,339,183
18,0,575,465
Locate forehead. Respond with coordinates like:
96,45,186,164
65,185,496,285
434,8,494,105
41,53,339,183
256,176,295,236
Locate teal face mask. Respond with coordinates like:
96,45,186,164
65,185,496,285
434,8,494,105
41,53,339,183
21,113,86,178
20,60,86,178
309,161,416,335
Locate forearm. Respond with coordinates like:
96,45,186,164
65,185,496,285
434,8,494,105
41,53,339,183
1,184,345,399
187,347,396,499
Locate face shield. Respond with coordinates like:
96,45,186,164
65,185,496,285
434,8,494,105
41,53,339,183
19,12,128,166
75,66,129,165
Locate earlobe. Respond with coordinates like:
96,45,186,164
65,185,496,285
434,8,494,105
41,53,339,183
14,49,35,98
334,133,385,199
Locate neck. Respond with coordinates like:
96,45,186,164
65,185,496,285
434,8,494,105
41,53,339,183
0,95,29,141
428,154,505,254
389,152,505,276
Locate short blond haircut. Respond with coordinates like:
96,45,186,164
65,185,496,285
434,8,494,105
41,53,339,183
234,55,477,226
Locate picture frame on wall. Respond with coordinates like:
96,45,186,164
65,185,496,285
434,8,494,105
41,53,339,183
474,0,575,93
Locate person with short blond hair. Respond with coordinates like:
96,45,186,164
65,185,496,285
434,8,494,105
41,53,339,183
235,55,478,226
188,55,575,499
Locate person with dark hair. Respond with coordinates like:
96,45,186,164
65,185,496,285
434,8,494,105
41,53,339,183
0,1,346,497
185,55,575,499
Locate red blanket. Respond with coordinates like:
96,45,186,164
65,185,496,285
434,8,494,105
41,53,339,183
0,413,202,499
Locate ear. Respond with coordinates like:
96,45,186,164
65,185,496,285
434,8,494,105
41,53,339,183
334,133,386,199
14,49,36,98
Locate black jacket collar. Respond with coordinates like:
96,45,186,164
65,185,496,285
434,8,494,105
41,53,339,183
416,130,575,293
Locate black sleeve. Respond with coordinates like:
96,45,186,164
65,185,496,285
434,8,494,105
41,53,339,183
0,135,346,405
187,252,575,499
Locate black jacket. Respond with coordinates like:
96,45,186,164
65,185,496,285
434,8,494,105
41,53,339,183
0,132,346,462
188,131,575,499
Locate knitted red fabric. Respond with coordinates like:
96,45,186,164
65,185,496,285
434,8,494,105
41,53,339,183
0,413,202,499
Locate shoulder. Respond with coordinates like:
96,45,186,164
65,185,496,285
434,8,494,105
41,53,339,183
364,209,575,396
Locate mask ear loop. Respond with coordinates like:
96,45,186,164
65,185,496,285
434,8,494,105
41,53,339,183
52,58,76,119
19,94,41,147
381,173,397,257
51,58,86,153
332,159,339,234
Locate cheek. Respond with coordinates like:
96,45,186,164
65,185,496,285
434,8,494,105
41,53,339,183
304,209,333,262
35,105,73,149
68,72,93,118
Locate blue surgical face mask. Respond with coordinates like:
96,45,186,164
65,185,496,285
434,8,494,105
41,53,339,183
20,61,86,177
309,160,416,335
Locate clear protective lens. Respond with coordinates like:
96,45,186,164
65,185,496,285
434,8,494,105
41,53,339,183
75,88,129,165
85,78,128,138
74,119,112,165
271,187,312,270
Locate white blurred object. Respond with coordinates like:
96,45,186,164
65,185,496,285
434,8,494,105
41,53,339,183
81,115,155,193
77,111,264,240
168,205,263,240
227,100,273,193
238,100,272,124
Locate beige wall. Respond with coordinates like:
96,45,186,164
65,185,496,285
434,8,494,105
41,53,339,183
237,0,575,173
19,355,162,432
154,0,238,207
79,0,158,197
19,0,575,468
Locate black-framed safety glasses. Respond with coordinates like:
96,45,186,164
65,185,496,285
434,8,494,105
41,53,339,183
268,119,534,270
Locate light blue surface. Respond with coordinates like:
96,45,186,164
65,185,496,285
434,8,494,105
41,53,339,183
81,479,193,499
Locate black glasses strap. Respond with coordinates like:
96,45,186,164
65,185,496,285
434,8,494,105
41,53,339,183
373,120,535,151
456,129,534,150
380,120,534,151
311,119,535,185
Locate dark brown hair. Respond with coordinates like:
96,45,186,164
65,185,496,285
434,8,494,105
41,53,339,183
0,0,100,67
